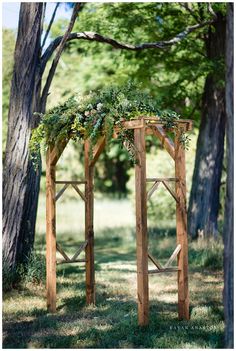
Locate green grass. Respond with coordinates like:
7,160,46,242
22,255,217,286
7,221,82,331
3,198,224,348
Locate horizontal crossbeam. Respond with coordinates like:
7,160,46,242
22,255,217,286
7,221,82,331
55,180,86,184
148,267,179,274
56,241,88,264
57,259,86,265
146,177,178,182
144,117,193,132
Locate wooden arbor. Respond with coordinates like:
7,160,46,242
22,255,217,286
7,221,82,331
46,117,192,326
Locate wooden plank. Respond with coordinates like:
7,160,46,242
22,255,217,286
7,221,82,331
84,139,95,304
147,181,160,200
146,177,178,182
57,259,86,265
121,118,145,129
71,240,88,261
148,253,162,270
50,139,69,166
55,184,69,202
144,117,193,131
162,180,179,203
175,129,190,320
55,180,86,184
46,146,57,313
148,268,179,274
71,184,86,202
56,242,70,262
151,126,175,160
134,125,149,326
164,244,182,269
113,119,145,136
89,136,106,167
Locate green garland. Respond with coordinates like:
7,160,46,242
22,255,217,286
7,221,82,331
30,83,189,167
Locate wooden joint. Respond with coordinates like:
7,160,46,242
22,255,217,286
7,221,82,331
71,184,86,202
147,181,160,200
56,241,88,263
55,184,69,202
147,126,175,160
55,180,87,184
148,253,162,270
89,136,106,167
56,243,70,262
146,177,178,182
162,180,179,203
164,244,182,269
71,240,88,261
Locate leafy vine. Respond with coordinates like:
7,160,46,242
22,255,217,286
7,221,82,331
30,82,189,167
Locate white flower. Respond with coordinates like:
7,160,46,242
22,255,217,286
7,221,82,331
96,103,103,111
85,111,90,116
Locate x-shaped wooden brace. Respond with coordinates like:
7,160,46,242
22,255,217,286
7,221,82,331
146,178,179,203
55,181,86,202
148,244,181,274
56,240,88,265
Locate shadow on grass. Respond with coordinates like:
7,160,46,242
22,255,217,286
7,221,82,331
3,293,224,348
3,225,224,349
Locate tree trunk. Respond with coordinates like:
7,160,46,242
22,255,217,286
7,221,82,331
188,13,226,238
223,3,234,348
2,3,43,270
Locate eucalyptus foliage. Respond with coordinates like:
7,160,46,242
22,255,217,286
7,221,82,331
30,83,187,167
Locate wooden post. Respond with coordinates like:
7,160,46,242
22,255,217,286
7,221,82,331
134,125,149,326
46,146,57,312
175,130,189,320
84,140,95,304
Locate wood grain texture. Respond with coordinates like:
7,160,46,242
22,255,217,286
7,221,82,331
46,146,57,312
134,125,149,326
175,130,190,320
164,244,182,268
148,253,163,270
84,140,95,304
89,136,106,167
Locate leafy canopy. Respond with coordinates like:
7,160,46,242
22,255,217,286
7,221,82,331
30,82,186,166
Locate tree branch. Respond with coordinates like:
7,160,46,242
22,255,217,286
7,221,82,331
179,3,200,22
41,19,215,75
42,2,60,49
208,3,218,20
40,3,81,110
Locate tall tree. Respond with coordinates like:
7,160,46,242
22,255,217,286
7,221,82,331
3,3,43,269
2,3,80,272
223,3,234,348
188,8,226,238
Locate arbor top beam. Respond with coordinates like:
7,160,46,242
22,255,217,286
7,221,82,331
116,117,193,132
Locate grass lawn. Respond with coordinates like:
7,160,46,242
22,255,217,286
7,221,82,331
3,198,224,348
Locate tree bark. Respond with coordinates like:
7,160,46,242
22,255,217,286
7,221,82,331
188,12,226,238
2,3,43,269
2,3,80,274
223,3,234,348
